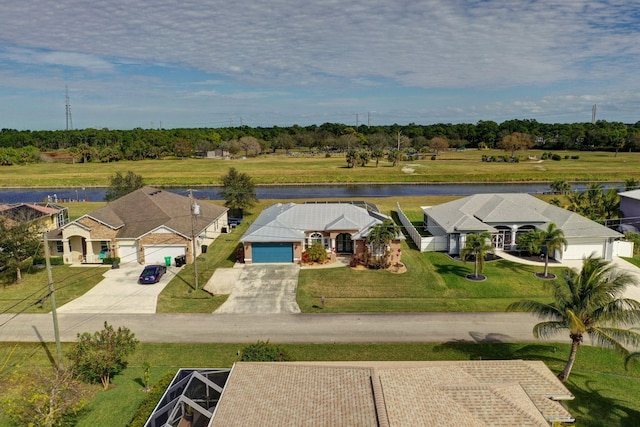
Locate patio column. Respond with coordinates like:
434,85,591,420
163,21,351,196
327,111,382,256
331,237,336,251
510,225,518,251
62,239,71,264
85,239,95,263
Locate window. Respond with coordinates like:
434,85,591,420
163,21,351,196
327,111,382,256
308,232,324,249
100,242,109,253
56,241,64,254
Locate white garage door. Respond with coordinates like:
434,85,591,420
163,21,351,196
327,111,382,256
562,239,605,260
118,243,139,264
144,245,187,265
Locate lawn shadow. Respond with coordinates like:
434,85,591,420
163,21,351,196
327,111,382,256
433,340,567,364
566,377,640,427
432,262,468,277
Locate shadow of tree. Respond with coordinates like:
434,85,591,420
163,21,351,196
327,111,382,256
565,376,640,427
433,262,468,277
433,340,567,365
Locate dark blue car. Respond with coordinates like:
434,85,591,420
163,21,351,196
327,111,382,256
138,264,167,284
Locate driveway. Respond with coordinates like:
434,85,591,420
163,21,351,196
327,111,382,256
214,264,301,314
57,263,178,314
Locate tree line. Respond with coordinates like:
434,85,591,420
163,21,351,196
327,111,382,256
1,118,640,165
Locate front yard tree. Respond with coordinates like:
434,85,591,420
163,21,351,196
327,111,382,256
520,223,567,279
371,148,385,167
68,321,139,390
460,231,494,280
497,132,534,158
104,170,144,202
219,167,258,215
4,367,93,427
508,255,640,382
0,221,40,282
366,219,400,268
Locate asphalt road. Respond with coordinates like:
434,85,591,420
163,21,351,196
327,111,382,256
0,312,556,344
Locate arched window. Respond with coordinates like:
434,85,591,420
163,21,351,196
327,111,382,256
308,232,324,249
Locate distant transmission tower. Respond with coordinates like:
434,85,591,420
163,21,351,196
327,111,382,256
65,86,73,130
591,104,597,124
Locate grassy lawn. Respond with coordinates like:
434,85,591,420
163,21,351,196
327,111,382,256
1,341,639,426
1,149,638,187
0,264,109,313
298,245,556,312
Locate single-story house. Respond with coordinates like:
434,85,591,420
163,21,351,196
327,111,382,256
240,201,402,264
145,360,574,426
0,202,68,231
423,193,626,260
46,186,228,265
619,189,640,231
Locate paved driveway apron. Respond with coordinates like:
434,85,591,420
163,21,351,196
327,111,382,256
215,264,301,314
57,263,174,314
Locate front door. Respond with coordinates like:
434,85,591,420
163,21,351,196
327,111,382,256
336,233,353,253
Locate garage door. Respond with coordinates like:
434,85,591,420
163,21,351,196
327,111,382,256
252,242,293,263
118,244,139,264
562,239,605,260
144,245,187,265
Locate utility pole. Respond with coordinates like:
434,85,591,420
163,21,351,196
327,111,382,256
189,190,200,291
65,86,73,131
356,113,359,129
43,228,63,367
367,112,370,127
397,130,402,150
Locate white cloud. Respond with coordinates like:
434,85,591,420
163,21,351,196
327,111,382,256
1,0,640,128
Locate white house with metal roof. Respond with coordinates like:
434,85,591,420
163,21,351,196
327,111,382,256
240,201,402,263
422,193,627,260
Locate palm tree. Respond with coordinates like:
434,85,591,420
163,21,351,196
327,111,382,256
550,179,571,195
508,255,640,382
366,219,401,268
460,231,494,279
537,223,568,278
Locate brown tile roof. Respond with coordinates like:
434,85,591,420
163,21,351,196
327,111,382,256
209,361,573,427
83,186,227,239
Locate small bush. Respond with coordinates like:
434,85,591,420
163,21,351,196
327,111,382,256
431,155,436,160
551,154,562,161
235,245,245,263
241,340,291,362
102,257,121,265
571,155,580,159
32,256,64,265
305,243,327,263
564,155,570,159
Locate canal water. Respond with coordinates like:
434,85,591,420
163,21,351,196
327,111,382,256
0,182,623,204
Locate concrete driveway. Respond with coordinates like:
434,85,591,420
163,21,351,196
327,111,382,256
214,264,301,314
57,263,178,314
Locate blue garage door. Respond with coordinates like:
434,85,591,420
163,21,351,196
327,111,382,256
252,242,293,263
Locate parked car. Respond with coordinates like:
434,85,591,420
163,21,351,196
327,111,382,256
138,264,167,284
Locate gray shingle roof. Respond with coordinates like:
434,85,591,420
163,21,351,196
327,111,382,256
424,193,621,238
241,203,390,243
76,186,227,239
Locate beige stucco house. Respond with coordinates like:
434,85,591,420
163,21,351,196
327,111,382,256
46,186,228,266
240,201,402,264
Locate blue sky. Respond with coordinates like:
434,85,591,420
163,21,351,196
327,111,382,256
1,0,639,130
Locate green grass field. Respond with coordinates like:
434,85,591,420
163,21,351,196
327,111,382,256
1,149,639,187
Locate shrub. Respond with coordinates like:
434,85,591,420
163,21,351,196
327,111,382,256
625,232,640,255
431,155,436,160
235,245,245,263
127,372,176,427
565,155,570,159
551,154,562,161
32,256,64,265
102,257,121,265
305,243,327,263
241,340,291,362
571,155,580,159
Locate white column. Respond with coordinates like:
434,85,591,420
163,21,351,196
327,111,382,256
510,225,518,251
